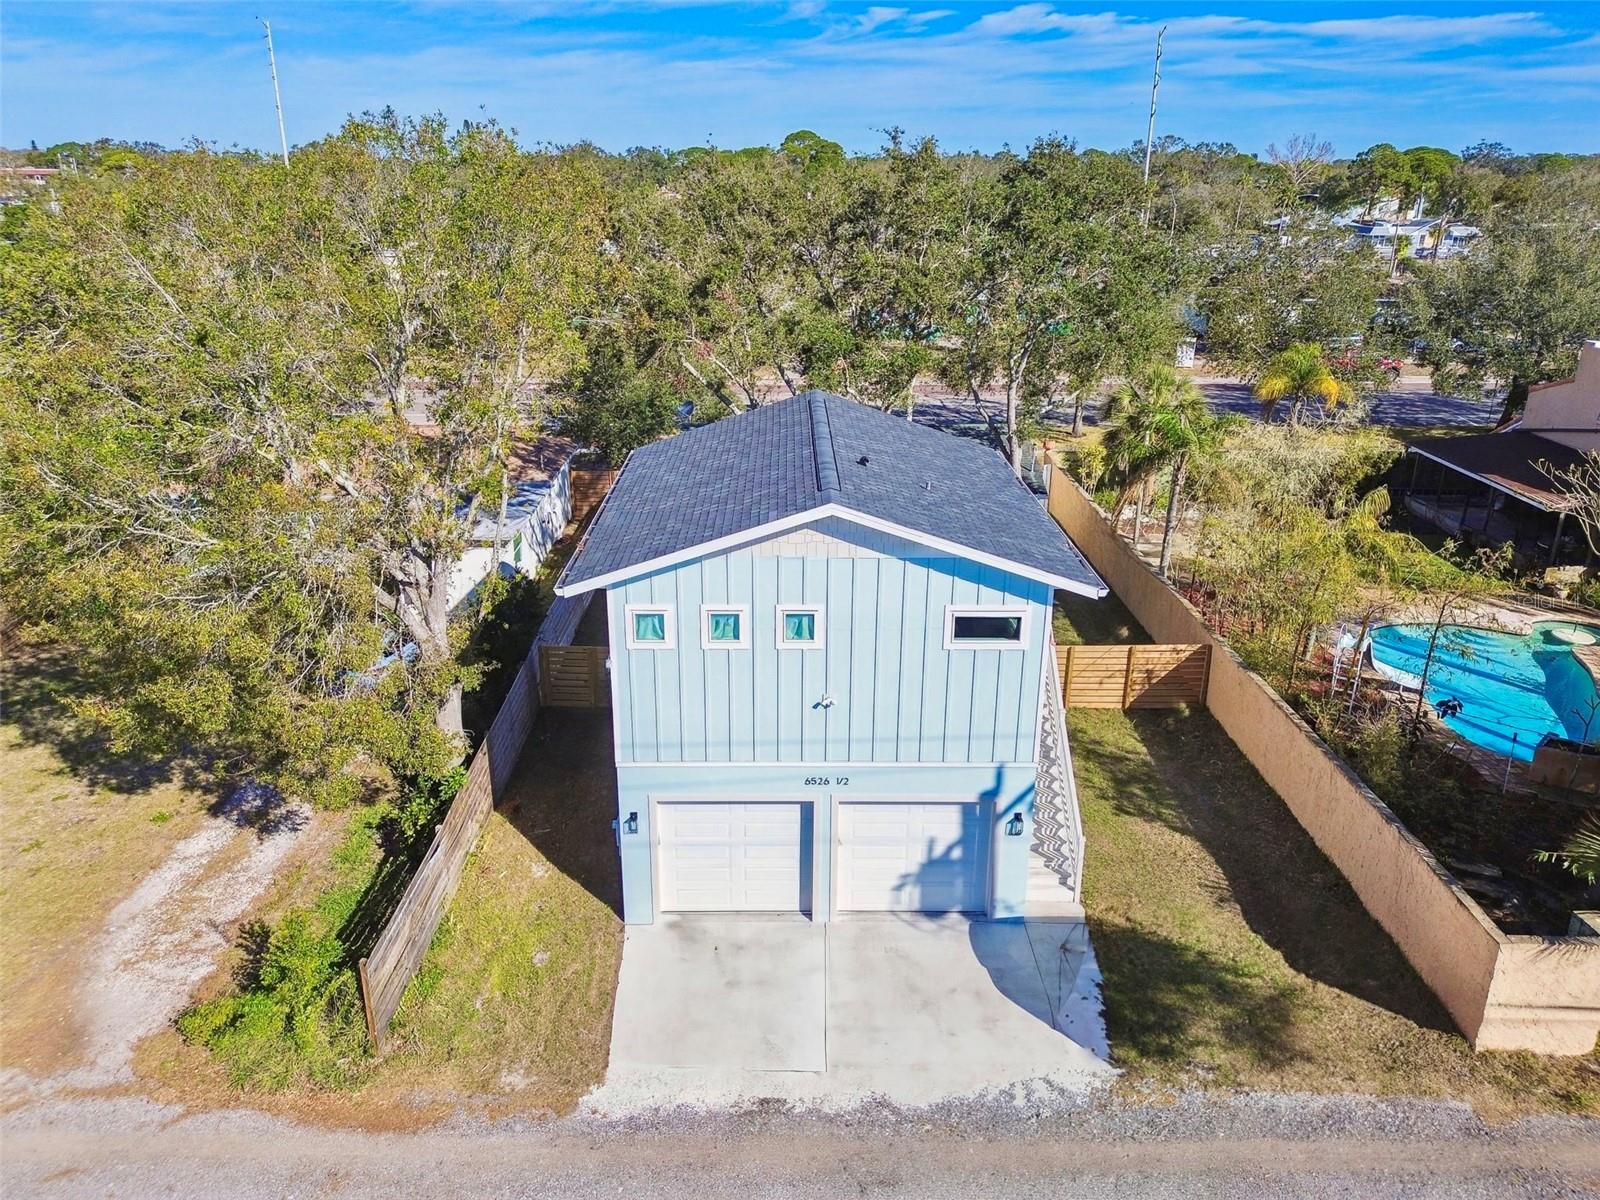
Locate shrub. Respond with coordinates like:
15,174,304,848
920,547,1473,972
178,768,466,1090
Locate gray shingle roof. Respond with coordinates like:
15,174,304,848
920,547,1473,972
556,391,1106,596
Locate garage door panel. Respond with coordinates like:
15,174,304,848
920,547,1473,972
837,802,989,914
658,802,809,913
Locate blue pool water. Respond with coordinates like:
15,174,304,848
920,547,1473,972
1365,620,1600,761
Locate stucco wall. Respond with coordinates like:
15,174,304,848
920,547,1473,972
1046,470,1600,1055
1522,339,1600,442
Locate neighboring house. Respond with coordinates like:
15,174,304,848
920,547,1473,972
446,437,581,611
1396,339,1600,567
1342,215,1440,261
1334,198,1479,261
1433,222,1482,259
0,165,59,206
553,390,1107,925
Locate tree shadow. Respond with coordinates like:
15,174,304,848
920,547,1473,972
207,780,308,838
498,708,624,920
0,642,211,794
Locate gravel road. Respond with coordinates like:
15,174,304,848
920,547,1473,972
4,1087,1598,1198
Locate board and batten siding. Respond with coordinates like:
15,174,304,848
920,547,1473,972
604,518,1050,765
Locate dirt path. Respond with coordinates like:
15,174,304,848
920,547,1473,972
8,783,309,1094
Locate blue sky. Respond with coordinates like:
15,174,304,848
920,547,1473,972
4,2,1599,158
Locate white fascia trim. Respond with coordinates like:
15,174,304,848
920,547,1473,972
554,502,1109,598
619,759,1040,770
1407,445,1564,513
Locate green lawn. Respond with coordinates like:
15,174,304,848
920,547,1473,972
382,708,623,1111
1056,591,1600,1116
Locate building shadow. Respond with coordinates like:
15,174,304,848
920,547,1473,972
498,707,624,920
1089,917,1302,1068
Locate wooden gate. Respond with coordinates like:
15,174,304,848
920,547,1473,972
1057,643,1210,709
537,645,610,708
569,468,619,522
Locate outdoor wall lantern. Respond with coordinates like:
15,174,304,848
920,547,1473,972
1005,812,1025,837
624,811,639,835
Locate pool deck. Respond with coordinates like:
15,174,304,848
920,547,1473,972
1575,645,1600,694
1381,593,1598,639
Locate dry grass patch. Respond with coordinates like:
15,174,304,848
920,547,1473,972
1057,593,1600,1117
0,647,213,1076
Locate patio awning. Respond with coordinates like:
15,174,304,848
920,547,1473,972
1408,431,1586,513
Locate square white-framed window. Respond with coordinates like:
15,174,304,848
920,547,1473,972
625,604,675,650
700,604,750,649
944,605,1029,650
776,604,825,649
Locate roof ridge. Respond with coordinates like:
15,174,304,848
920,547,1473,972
808,391,842,502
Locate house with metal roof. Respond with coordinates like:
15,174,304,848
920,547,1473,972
445,437,583,611
554,390,1106,925
1394,339,1600,569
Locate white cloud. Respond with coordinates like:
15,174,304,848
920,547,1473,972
3,1,1596,157
856,7,908,34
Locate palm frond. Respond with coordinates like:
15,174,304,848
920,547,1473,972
1535,814,1600,885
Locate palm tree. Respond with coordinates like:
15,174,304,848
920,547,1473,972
1102,367,1237,577
1254,342,1352,425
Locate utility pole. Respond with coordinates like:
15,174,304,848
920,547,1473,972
1140,24,1167,227
261,18,289,167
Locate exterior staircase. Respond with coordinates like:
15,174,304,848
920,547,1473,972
1030,634,1087,921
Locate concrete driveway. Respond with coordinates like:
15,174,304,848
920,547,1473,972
587,915,1113,1111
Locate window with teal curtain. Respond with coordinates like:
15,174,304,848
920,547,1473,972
783,611,816,642
708,611,742,642
632,611,667,642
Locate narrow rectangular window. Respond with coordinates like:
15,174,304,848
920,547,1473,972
625,605,674,649
777,605,824,648
701,605,750,649
945,605,1028,649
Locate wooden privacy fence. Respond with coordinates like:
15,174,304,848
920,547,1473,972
1057,643,1211,709
357,506,614,1049
538,644,610,708
569,467,618,522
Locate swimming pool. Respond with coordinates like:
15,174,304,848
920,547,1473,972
1365,619,1600,761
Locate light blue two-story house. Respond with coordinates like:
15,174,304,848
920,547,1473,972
554,391,1106,924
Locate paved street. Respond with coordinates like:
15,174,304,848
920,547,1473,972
1190,373,1497,429
909,372,1500,437
3,1089,1597,1198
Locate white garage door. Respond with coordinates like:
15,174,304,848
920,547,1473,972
836,802,990,914
656,802,807,912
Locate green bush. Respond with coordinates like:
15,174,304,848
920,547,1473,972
390,766,467,845
178,769,466,1090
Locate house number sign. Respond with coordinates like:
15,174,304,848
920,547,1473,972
803,776,849,786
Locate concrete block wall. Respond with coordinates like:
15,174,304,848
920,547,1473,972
1045,471,1600,1055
